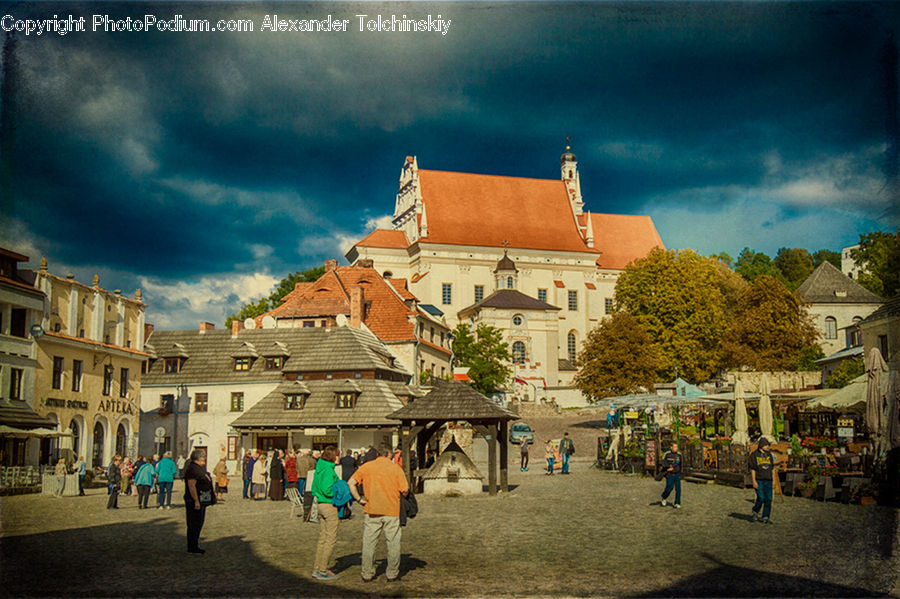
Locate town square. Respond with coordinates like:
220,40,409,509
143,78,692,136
2,1,900,597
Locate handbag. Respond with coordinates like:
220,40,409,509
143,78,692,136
199,489,215,506
306,497,319,523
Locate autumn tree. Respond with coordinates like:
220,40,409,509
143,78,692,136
575,312,663,401
225,266,326,328
451,323,511,395
851,229,900,298
720,275,820,370
614,248,728,381
773,247,814,290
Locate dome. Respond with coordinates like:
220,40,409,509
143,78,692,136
494,252,518,273
560,145,577,164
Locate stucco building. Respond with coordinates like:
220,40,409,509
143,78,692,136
31,261,148,467
345,149,663,398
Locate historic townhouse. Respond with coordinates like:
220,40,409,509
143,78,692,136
345,147,663,400
32,260,148,467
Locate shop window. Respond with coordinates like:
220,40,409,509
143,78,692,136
194,393,208,412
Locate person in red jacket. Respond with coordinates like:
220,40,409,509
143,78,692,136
284,449,300,493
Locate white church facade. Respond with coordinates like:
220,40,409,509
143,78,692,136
345,148,664,402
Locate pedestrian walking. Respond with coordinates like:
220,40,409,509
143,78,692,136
119,456,134,495
544,440,555,475
252,452,267,499
183,448,215,554
54,458,67,497
519,439,529,472
213,456,229,503
749,437,776,523
659,441,682,509
348,443,410,582
269,450,284,500
74,455,86,496
131,455,145,496
559,432,575,474
134,458,155,509
106,456,122,509
155,452,178,509
311,446,342,580
339,449,358,482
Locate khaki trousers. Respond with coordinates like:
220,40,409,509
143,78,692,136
361,514,402,580
314,502,339,572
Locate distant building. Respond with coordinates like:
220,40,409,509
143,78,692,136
31,260,148,467
859,295,899,372
841,244,862,280
142,324,417,471
253,260,451,382
346,148,664,395
796,261,883,357
0,248,54,466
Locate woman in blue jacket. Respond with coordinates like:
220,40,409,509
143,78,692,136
311,446,341,580
134,460,156,509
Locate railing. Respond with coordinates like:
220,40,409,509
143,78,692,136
0,466,43,489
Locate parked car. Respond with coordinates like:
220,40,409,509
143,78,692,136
510,422,534,445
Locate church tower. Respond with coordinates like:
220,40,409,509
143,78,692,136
560,139,584,217
392,156,424,243
494,247,518,290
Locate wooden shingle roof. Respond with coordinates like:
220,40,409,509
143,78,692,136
287,326,410,376
796,261,883,304
388,381,518,422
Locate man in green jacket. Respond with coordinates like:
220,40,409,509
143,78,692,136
311,446,341,580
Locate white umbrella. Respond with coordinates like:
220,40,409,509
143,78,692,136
865,348,888,451
732,378,750,446
758,374,774,442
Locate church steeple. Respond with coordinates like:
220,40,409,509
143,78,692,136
560,137,584,217
494,243,518,290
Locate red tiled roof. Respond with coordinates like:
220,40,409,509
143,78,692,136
355,229,409,249
417,170,591,253
387,278,416,301
42,331,150,358
419,338,452,356
591,213,664,270
411,272,428,283
554,280,566,288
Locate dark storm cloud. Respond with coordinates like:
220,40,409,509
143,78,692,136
2,1,897,327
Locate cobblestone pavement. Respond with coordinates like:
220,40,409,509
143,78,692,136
2,464,898,598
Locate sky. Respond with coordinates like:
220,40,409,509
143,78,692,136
1,1,897,330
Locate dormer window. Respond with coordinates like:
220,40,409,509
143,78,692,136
265,357,283,370
164,358,180,373
234,357,251,371
335,392,358,409
284,394,307,410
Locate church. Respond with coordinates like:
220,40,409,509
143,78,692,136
345,147,664,402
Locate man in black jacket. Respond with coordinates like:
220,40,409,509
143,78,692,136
659,442,682,509
749,437,776,523
106,455,122,509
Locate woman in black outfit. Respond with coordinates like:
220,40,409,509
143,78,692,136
183,449,214,554
268,449,285,500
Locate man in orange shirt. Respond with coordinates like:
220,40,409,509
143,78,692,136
348,443,409,582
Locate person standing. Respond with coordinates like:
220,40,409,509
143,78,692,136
155,452,178,509
365,445,378,464
131,455,145,496
749,437,776,523
659,441,682,509
544,440,555,475
339,449,358,483
119,456,134,496
213,456,229,503
519,440,529,472
183,449,214,554
559,433,575,474
297,450,314,495
106,456,122,509
284,449,299,493
268,450,284,501
242,451,256,499
391,448,403,468
348,443,410,582
176,454,186,479
74,455,86,496
134,458,155,509
54,458,67,497
252,452,267,500
311,446,342,580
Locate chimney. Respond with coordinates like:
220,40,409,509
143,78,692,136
350,286,365,328
144,323,155,344
199,322,215,333
357,258,374,268
324,259,338,271
232,319,245,338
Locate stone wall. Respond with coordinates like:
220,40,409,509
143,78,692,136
509,400,562,419
725,371,822,392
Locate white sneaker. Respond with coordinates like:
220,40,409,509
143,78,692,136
674,504,682,509
660,499,667,507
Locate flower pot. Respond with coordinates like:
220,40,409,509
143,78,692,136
798,485,816,499
859,496,877,506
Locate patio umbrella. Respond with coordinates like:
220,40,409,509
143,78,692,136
758,374,774,442
732,379,750,446
865,348,888,450
890,369,900,450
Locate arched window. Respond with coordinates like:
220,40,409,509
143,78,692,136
92,421,105,467
825,317,837,339
512,314,524,327
567,332,577,363
512,341,526,364
507,275,514,289
70,419,80,459
116,423,127,457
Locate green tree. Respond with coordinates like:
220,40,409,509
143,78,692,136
811,249,841,270
709,252,733,267
852,229,899,298
826,357,865,388
720,275,821,371
734,248,785,283
450,323,511,395
574,312,663,401
614,248,728,381
225,266,327,328
773,247,814,290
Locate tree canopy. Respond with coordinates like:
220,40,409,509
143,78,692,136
224,266,326,328
825,357,865,389
773,247,814,290
450,323,511,396
852,229,900,298
574,312,663,401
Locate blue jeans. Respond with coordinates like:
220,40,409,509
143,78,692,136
662,473,682,505
561,452,571,473
753,479,773,518
243,478,251,499
157,481,173,507
298,478,306,494
547,458,555,474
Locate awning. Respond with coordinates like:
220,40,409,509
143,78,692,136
0,425,73,438
805,374,867,411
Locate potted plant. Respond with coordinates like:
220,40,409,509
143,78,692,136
796,464,821,498
623,439,645,474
